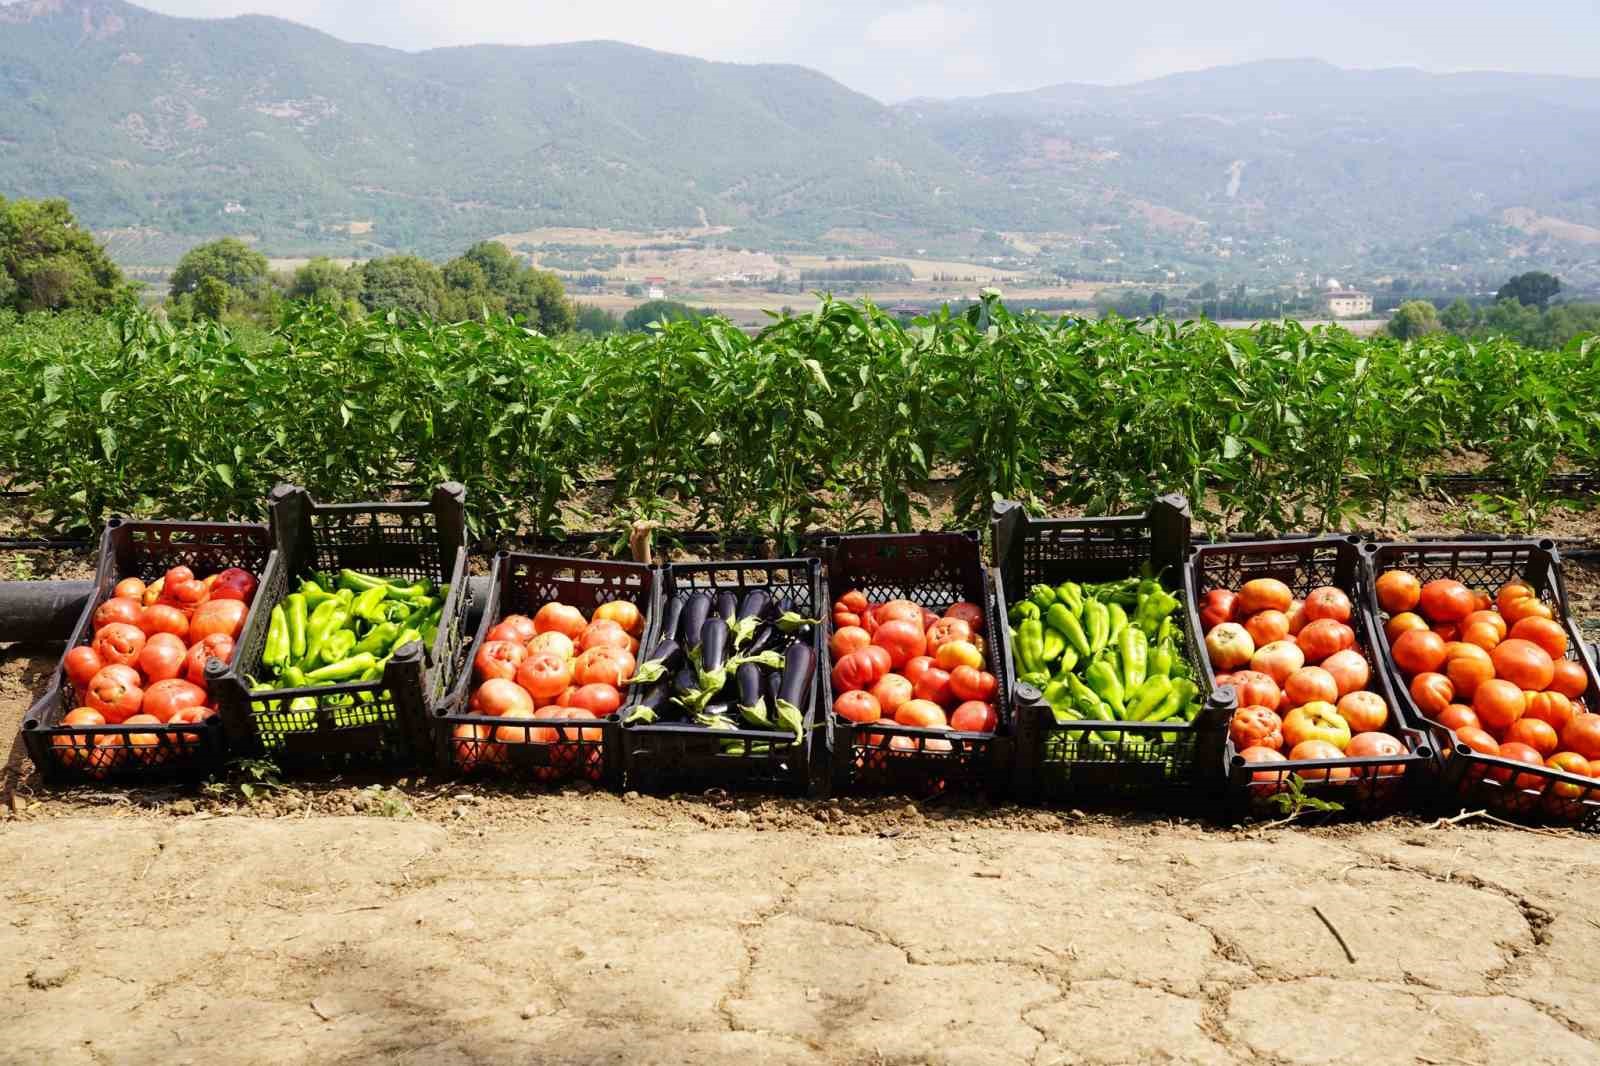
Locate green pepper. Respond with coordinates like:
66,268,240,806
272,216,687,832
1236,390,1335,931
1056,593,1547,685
352,585,389,624
321,629,357,666
1051,647,1079,680
1135,586,1182,639
387,627,423,661
337,569,388,594
299,580,336,610
1171,657,1193,681
303,606,349,667
1017,618,1046,677
1055,582,1084,617
1009,600,1041,626
1019,671,1051,688
284,593,308,661
1147,679,1198,724
305,653,380,684
1084,659,1127,718
352,622,400,657
1041,627,1066,663
263,605,290,669
1042,681,1080,724
1045,603,1091,659
1109,602,1130,645
1065,674,1106,720
1029,583,1058,609
1157,616,1176,644
1084,599,1110,655
1120,627,1149,691
1149,637,1175,681
1127,676,1172,721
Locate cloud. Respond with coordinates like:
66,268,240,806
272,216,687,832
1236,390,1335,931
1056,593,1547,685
863,3,980,49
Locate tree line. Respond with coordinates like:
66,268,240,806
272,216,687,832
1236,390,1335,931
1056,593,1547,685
1387,272,1600,348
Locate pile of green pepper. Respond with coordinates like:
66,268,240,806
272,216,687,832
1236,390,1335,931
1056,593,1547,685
1009,575,1201,739
256,569,447,699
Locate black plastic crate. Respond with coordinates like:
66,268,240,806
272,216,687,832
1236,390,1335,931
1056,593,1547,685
1185,537,1434,822
1362,539,1600,829
433,552,661,788
820,532,1012,797
991,496,1233,809
620,558,825,796
22,519,274,785
209,483,472,773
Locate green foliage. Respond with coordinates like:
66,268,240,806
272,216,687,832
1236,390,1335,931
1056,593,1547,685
289,258,362,305
170,238,271,299
0,197,126,312
440,242,573,332
622,300,705,332
1387,300,1441,340
1497,271,1562,309
193,277,231,321
0,298,1595,543
574,304,622,336
1437,297,1600,351
357,255,449,317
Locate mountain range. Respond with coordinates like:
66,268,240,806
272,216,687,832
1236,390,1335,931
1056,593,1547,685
3,0,1598,282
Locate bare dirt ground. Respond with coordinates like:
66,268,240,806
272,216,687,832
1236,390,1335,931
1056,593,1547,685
3,514,1600,1065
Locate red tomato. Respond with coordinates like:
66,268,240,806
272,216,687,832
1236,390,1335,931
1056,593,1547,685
1490,742,1548,790
1473,679,1526,733
1298,619,1355,662
183,634,234,686
1491,639,1555,692
1392,629,1448,676
833,609,862,630
1338,691,1390,734
1303,587,1353,624
869,673,913,716
568,684,622,717
93,596,144,632
1375,570,1421,614
189,599,247,643
93,623,146,668
113,577,146,602
474,640,528,684
1435,703,1479,733
142,678,207,724
949,665,997,704
1385,612,1430,645
487,620,534,645
594,600,644,637
1230,705,1284,752
1509,617,1568,659
872,619,927,670
1419,579,1474,624
1454,726,1501,757
925,617,973,653
86,666,143,723
532,605,585,640
574,646,635,688
876,601,924,626
1345,731,1407,775
1199,589,1238,631
577,619,631,653
902,655,936,687
1238,579,1292,616
1244,610,1290,648
165,577,210,612
137,633,189,684
517,654,575,701
935,640,984,672
1546,752,1594,798
1284,667,1338,708
1522,692,1575,735
832,649,888,693
1505,717,1559,758
64,645,105,690
1502,595,1553,626
1286,740,1353,781
208,567,258,603
451,723,504,771
1560,713,1600,761
138,603,189,641
1321,650,1370,697
1228,670,1282,712
1548,659,1589,699
471,678,535,717
1250,640,1305,686
895,699,948,729
835,690,881,724
1238,744,1287,786
913,667,953,706
836,590,869,614
950,701,997,733
829,626,871,660
1409,673,1454,717
944,602,985,630
858,645,893,676
527,631,576,660
1444,643,1495,701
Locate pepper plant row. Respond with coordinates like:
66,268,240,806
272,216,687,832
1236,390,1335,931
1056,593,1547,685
1,296,1596,542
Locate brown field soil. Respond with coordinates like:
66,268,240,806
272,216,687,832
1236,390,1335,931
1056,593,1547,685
3,516,1600,1064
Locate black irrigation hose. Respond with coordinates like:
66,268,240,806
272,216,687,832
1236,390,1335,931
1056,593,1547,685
0,538,93,551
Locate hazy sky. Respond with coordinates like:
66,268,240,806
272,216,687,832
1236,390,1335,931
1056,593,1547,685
136,0,1600,101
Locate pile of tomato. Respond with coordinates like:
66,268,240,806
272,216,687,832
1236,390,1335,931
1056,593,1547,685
453,600,645,776
55,566,258,774
1200,579,1409,783
829,590,998,753
1374,571,1600,792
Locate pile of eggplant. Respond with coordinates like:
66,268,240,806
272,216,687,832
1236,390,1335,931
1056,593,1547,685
624,587,817,744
